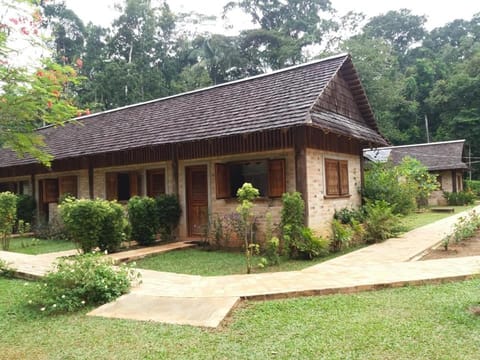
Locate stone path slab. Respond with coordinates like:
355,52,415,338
107,241,196,263
89,294,240,328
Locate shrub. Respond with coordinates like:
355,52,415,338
296,227,330,260
331,219,354,252
466,180,480,197
363,161,417,215
443,191,476,206
16,194,36,227
264,236,280,265
0,192,17,250
363,200,401,244
60,198,127,253
205,213,236,249
334,207,365,225
28,253,140,313
156,194,181,242
127,196,158,245
442,210,480,250
0,259,15,278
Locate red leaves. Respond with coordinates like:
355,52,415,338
75,58,83,69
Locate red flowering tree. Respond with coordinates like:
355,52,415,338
0,0,83,165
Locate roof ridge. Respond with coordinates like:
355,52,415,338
37,53,350,131
368,139,466,150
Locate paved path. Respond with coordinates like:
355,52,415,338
2,206,480,328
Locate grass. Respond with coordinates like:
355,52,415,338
5,237,76,255
135,245,364,276
1,277,479,359
401,204,477,232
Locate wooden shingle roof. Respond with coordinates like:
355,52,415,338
364,140,468,171
0,53,386,169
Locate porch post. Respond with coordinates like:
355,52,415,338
452,170,457,193
88,161,94,199
172,144,179,195
294,126,309,225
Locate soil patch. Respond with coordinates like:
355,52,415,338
421,231,480,260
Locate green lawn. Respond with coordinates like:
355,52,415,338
1,277,479,359
135,246,364,276
400,204,477,232
6,237,77,255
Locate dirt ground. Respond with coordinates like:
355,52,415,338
421,231,480,260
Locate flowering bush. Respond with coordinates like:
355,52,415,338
28,253,140,314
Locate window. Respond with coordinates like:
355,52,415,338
42,176,78,203
325,159,349,196
215,159,285,199
106,172,141,201
147,169,166,197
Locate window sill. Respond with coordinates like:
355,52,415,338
323,194,352,199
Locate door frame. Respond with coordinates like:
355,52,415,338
185,164,209,237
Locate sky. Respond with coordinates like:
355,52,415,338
64,0,480,31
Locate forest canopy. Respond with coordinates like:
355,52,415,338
5,0,480,174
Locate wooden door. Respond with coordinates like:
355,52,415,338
186,165,208,237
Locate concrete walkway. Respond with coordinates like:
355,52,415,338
2,206,480,328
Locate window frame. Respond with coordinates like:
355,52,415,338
324,158,350,198
215,158,286,199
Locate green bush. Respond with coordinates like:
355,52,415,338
60,198,127,253
363,161,420,215
264,236,280,265
296,227,330,260
443,191,476,206
334,207,365,225
28,253,140,313
363,200,401,244
331,218,354,252
0,259,15,278
127,196,158,245
156,194,181,242
0,192,17,250
16,194,36,226
465,180,480,197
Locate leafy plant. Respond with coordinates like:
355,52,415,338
0,192,17,250
465,180,480,197
0,259,15,278
155,194,181,242
331,219,354,252
363,200,401,243
127,196,158,245
236,183,260,274
443,191,476,206
16,194,36,228
334,207,365,225
28,253,140,313
60,198,127,253
296,227,330,259
264,236,280,265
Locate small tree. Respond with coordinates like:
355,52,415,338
0,192,17,250
236,183,260,274
397,157,439,206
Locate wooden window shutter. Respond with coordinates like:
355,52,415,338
59,176,78,198
215,163,230,199
325,159,340,196
105,173,117,200
147,169,166,198
268,159,286,198
43,179,59,203
129,173,139,197
339,161,349,195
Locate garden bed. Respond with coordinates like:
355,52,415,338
421,230,480,260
